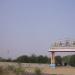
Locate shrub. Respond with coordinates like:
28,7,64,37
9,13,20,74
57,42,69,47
14,67,25,75
0,66,4,75
35,68,41,75
7,65,15,71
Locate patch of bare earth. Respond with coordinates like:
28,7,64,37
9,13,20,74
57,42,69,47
42,66,75,75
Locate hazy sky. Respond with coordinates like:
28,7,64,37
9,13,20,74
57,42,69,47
0,0,75,58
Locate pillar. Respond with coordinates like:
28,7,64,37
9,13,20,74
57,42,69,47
50,51,56,68
51,52,55,64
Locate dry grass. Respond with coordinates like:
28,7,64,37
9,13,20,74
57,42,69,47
0,62,75,75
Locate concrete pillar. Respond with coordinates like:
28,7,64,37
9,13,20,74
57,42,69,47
50,51,55,68
51,52,55,64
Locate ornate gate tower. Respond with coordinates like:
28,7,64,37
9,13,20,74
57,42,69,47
48,40,75,68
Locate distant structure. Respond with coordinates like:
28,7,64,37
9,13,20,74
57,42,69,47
48,40,75,68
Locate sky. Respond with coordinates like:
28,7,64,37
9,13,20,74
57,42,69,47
0,0,75,59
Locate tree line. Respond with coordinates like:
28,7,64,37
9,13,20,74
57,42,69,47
0,54,75,67
14,54,50,63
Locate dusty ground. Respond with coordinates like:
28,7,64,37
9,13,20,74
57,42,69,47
42,66,75,75
25,66,75,75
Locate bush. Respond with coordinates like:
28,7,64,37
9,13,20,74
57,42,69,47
0,66,4,75
14,67,25,75
6,65,15,71
35,68,41,75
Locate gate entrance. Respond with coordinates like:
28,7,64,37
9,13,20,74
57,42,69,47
48,40,75,68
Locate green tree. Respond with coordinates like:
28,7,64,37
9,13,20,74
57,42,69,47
55,56,62,66
38,55,44,63
30,54,37,63
62,55,71,65
16,55,29,63
15,54,50,63
69,55,75,67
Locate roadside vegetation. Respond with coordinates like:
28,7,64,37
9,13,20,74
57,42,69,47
35,68,42,75
0,54,75,67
